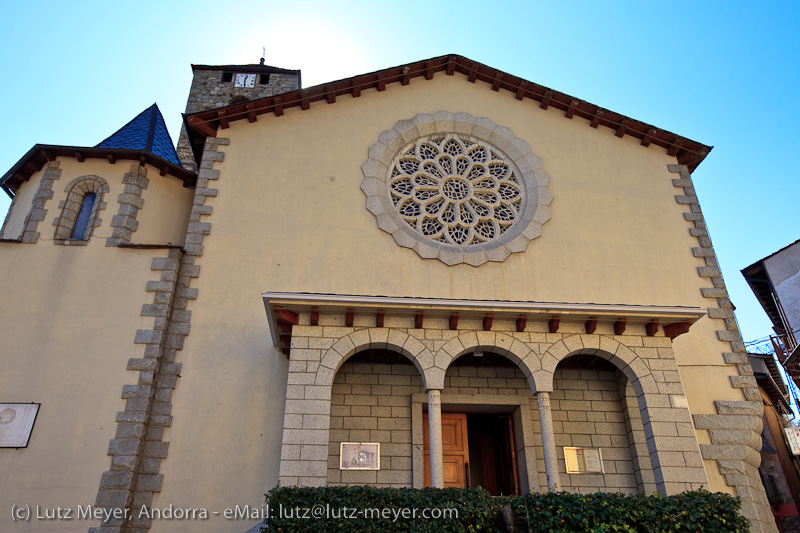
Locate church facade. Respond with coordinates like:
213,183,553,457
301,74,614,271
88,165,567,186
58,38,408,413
0,55,776,532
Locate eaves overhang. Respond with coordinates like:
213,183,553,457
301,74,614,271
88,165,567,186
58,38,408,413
192,63,301,77
187,54,713,173
0,144,197,197
742,260,786,338
262,292,707,356
751,354,792,412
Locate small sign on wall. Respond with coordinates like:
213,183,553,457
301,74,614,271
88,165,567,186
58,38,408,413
0,403,40,448
784,428,800,455
340,442,380,470
564,447,604,474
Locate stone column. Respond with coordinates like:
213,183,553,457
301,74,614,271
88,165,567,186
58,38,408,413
537,391,560,491
427,389,444,488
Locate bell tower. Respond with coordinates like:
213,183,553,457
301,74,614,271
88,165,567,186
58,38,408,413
176,58,301,171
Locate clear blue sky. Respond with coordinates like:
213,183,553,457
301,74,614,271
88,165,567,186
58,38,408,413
1,1,797,347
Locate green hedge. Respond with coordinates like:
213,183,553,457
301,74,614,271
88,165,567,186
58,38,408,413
511,490,750,532
262,486,497,532
261,486,749,532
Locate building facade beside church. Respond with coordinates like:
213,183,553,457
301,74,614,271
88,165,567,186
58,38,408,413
0,55,778,532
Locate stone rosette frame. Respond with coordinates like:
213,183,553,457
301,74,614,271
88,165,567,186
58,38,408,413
361,111,553,266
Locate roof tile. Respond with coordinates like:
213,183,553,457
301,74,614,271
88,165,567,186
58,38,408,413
96,104,181,166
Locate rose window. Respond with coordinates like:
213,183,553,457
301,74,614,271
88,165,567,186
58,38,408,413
362,112,552,266
389,135,524,246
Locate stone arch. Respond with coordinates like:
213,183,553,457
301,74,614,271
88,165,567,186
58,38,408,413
431,330,539,392
317,328,433,389
54,175,110,241
533,334,654,396
535,334,705,496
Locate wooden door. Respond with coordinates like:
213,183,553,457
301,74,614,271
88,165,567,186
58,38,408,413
423,413,470,488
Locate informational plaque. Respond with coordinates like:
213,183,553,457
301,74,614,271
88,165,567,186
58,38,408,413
564,447,604,474
784,428,800,455
0,403,40,448
340,442,380,470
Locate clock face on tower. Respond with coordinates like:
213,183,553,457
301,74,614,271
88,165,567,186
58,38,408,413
234,73,256,88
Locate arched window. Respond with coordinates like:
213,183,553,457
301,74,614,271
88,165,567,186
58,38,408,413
54,176,109,244
71,193,96,240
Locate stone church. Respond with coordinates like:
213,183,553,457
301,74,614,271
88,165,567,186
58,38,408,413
0,55,776,532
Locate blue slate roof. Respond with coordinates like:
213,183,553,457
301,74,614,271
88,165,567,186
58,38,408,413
96,104,181,166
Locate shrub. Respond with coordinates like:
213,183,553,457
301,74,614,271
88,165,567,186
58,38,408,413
517,490,749,532
261,486,749,532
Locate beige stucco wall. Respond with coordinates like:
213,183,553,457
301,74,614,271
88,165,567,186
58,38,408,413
0,242,163,532
0,62,762,532
209,74,701,306
1,158,192,246
0,173,38,240
0,156,196,531
134,172,193,246
147,73,736,530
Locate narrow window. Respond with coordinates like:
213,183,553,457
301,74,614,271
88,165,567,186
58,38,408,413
71,193,96,240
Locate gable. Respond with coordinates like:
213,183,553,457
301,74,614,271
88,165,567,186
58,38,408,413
188,73,706,310
186,55,711,172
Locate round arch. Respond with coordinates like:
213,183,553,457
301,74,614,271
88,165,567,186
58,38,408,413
317,328,433,389
532,334,656,396
54,175,110,241
431,331,540,393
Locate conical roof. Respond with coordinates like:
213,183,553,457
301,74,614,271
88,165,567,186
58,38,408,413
96,104,181,166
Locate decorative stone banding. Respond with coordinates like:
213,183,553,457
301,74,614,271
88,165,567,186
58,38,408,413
361,111,553,266
668,164,773,532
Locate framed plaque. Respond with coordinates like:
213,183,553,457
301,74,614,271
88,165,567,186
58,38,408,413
0,403,40,448
564,446,604,474
340,442,380,470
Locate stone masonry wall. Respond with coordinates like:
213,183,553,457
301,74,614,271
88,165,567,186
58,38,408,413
280,313,708,494
176,69,300,171
281,313,708,497
442,365,530,395
327,361,423,487
184,71,300,115
548,368,638,494
618,378,657,494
